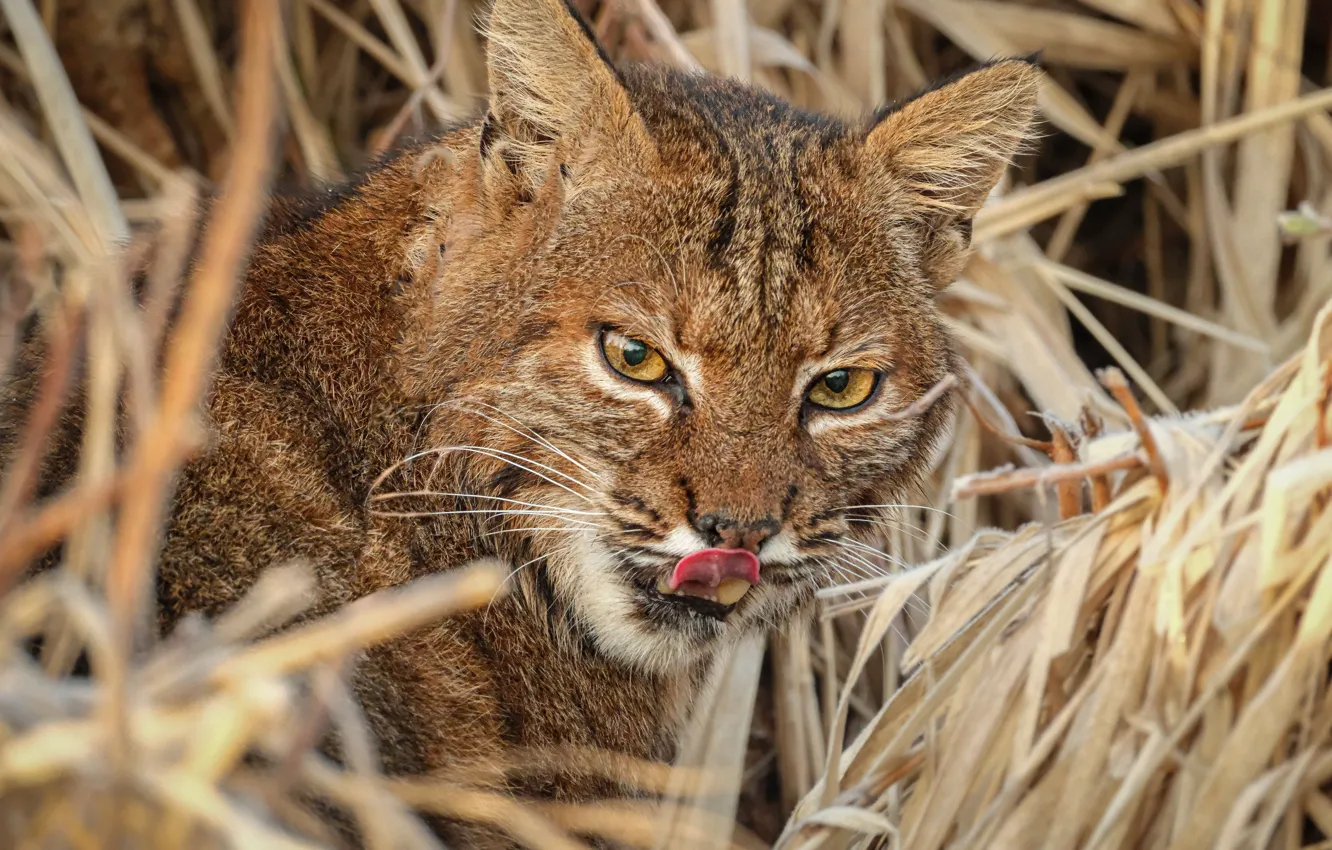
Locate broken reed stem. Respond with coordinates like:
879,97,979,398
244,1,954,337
951,375,1255,502
886,373,959,421
952,453,1141,500
1048,425,1082,519
209,562,506,685
860,750,926,805
105,0,279,642
1098,367,1169,494
1080,408,1113,511
959,390,1054,453
101,0,280,777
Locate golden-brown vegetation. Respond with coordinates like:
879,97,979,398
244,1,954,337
1,0,1330,847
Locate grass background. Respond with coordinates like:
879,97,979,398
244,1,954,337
1,0,1331,847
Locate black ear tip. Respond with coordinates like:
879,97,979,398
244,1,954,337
1015,50,1044,70
558,0,618,69
981,53,1043,72
559,0,590,27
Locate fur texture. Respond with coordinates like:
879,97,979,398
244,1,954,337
3,0,1040,845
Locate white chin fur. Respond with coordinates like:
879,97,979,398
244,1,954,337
550,534,729,675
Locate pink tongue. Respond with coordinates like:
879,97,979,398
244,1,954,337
670,548,761,590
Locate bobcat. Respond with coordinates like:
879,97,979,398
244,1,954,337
6,0,1039,844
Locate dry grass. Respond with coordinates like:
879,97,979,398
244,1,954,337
786,331,1332,849
0,0,1331,847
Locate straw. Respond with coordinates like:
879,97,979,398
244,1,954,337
3,0,1332,847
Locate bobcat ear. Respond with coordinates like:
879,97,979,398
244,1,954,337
481,0,641,196
864,57,1041,220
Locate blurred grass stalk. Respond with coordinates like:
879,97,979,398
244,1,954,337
1,0,1332,847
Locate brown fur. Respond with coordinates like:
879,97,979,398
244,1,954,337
3,0,1040,845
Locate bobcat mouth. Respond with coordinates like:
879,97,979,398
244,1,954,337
653,548,760,607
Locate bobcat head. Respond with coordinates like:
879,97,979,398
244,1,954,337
394,0,1040,674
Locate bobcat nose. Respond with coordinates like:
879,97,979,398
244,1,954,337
694,513,779,554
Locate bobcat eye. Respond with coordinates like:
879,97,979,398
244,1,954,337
807,368,878,410
601,330,668,383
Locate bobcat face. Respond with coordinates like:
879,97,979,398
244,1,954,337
404,0,1039,673
476,124,961,672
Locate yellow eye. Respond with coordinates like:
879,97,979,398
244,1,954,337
602,331,668,383
808,368,877,410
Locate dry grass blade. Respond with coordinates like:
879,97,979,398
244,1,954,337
1036,264,1178,414
3,1,1332,848
915,0,1192,71
710,0,752,82
657,632,767,849
1039,259,1269,354
1,0,126,247
275,11,343,182
633,0,701,71
977,87,1332,243
105,0,280,680
796,308,1332,849
0,559,516,848
169,0,236,139
334,761,590,850
210,561,506,685
0,45,180,188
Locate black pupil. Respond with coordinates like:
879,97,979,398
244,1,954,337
824,370,850,394
622,339,649,367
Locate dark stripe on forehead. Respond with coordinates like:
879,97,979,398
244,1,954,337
790,136,815,269
667,76,748,272
756,134,780,306
708,145,740,269
619,67,853,294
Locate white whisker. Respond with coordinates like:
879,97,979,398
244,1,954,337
844,517,934,548
370,508,601,524
904,595,931,618
830,538,908,570
478,526,595,539
832,556,888,584
825,556,875,584
826,502,957,519
832,548,883,573
455,401,603,481
379,445,598,505
369,490,605,516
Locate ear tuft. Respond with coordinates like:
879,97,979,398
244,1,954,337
480,0,637,192
865,58,1042,218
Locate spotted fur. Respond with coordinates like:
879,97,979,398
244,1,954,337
4,0,1040,845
